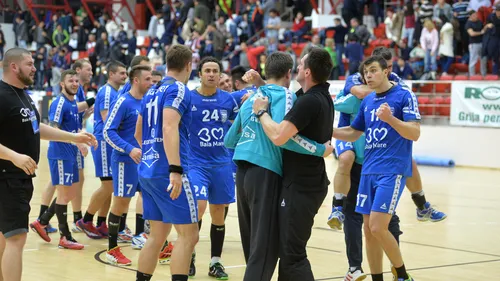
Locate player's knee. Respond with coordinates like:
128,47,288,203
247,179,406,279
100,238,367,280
338,151,355,173
368,221,387,239
363,223,375,240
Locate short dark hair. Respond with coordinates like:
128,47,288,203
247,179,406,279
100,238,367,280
3,47,32,71
166,45,192,72
152,70,163,77
61,69,78,82
371,47,392,61
72,59,91,71
230,66,248,82
130,55,150,68
198,56,223,74
106,60,126,74
359,55,388,76
129,65,152,81
265,52,294,80
304,48,333,84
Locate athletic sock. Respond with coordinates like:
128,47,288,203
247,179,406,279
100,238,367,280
83,211,95,223
210,224,225,259
136,271,153,281
40,199,57,225
334,193,346,208
171,274,187,281
411,190,427,210
119,213,128,232
39,205,48,220
372,273,384,281
108,212,121,250
224,206,229,220
198,219,203,231
135,214,145,236
97,216,107,227
55,204,70,239
395,264,409,280
73,211,82,223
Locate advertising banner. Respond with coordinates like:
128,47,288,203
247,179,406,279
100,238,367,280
451,82,500,127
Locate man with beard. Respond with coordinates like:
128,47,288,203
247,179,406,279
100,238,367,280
103,65,153,265
30,69,94,250
0,47,96,281
76,61,128,239
33,59,96,235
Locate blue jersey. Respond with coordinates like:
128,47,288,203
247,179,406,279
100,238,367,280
103,92,142,163
138,77,192,178
48,95,80,160
232,86,257,106
189,89,238,166
119,81,132,96
94,84,119,140
75,85,86,129
340,72,406,128
350,84,421,176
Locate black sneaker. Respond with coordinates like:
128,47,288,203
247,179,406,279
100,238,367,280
189,253,196,277
209,262,228,280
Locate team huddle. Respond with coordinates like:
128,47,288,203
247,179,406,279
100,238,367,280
26,44,447,281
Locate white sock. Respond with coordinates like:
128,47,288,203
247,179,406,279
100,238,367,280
411,190,425,196
334,193,347,200
211,256,221,266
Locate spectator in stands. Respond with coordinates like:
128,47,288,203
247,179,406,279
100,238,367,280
53,24,70,48
453,0,472,56
256,53,266,79
32,21,46,51
93,20,106,39
148,10,162,54
403,1,416,48
466,12,488,76
410,42,426,76
342,0,363,27
117,24,127,43
284,11,307,43
324,38,339,80
484,4,500,74
345,33,363,75
384,9,402,45
239,41,265,69
246,0,264,37
349,18,371,47
416,0,434,44
433,0,453,23
363,5,376,35
300,34,322,58
267,37,278,54
129,30,137,55
95,31,111,64
194,0,211,34
15,16,28,49
397,39,411,61
266,9,281,42
394,57,416,80
76,22,88,51
206,23,226,60
34,46,47,90
420,19,439,79
468,0,491,12
439,15,454,75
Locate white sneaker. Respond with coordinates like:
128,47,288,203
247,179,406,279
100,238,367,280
131,232,148,249
71,222,83,233
344,269,367,281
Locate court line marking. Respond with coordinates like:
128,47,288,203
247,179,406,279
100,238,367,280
315,259,500,280
314,227,500,258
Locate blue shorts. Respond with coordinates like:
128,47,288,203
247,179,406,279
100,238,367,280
139,175,198,225
91,140,113,178
76,150,84,169
335,140,354,157
49,159,79,187
112,161,140,198
356,174,406,215
231,162,237,185
335,137,365,165
189,164,235,204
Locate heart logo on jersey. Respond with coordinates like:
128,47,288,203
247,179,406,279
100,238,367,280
373,128,388,141
211,128,224,140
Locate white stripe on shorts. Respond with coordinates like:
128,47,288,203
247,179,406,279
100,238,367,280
389,175,403,215
182,174,197,223
57,160,64,185
101,140,109,177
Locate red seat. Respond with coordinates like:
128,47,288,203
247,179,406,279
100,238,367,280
436,75,453,93
452,63,468,73
419,83,434,93
439,96,451,116
469,75,483,81
417,96,430,115
485,74,499,80
454,75,468,80
339,76,345,80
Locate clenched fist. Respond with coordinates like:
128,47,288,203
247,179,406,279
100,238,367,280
376,103,393,122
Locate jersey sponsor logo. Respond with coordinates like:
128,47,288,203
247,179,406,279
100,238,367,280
237,126,256,145
20,108,30,117
221,110,228,123
198,128,225,147
142,147,160,168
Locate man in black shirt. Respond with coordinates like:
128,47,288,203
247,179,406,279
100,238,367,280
466,12,487,76
0,48,96,281
253,47,334,281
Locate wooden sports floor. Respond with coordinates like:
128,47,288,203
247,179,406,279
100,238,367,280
22,141,500,281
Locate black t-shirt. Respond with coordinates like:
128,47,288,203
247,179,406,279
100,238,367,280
487,13,500,38
283,83,334,190
466,20,484,44
0,80,41,179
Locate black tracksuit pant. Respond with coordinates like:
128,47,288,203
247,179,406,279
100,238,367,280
236,161,281,281
344,162,403,269
277,180,328,281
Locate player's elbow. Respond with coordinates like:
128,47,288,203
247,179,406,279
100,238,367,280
411,129,420,142
272,135,287,146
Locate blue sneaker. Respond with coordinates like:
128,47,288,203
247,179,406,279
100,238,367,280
327,206,345,230
397,274,414,281
417,202,447,222
46,223,58,234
